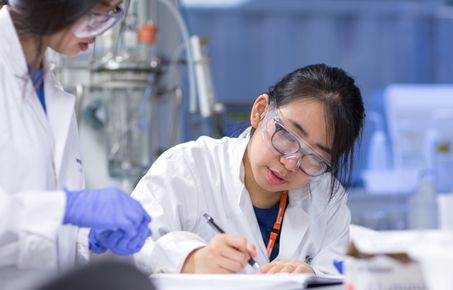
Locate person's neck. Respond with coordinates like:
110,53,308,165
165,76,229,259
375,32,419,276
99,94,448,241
19,35,47,69
243,146,282,209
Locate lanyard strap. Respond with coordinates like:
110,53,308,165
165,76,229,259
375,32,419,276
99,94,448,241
266,190,288,258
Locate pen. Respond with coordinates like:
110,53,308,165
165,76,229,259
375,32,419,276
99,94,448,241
203,213,261,271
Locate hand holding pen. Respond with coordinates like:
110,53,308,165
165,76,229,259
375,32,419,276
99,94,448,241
182,213,260,273
203,213,261,271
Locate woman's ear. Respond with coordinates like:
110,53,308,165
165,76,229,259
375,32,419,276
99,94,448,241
250,94,269,128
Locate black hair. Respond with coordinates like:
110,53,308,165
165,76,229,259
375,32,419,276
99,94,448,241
7,0,109,37
266,64,365,197
6,0,111,68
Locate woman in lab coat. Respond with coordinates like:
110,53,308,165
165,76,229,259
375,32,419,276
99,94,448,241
0,1,151,289
132,64,365,276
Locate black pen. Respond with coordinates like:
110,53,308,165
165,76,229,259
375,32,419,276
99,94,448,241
203,213,261,271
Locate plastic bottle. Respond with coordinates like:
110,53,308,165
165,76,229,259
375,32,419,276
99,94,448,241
427,109,453,194
137,22,159,64
366,112,391,170
408,174,438,229
433,142,453,194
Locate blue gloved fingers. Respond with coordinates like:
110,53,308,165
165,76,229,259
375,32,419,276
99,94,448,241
95,227,150,256
88,229,107,254
132,228,151,253
113,215,138,238
96,230,129,256
114,193,151,237
126,220,151,253
95,230,114,246
123,198,151,228
114,231,132,256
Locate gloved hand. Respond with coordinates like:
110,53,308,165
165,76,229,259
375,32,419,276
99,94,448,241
63,187,151,238
89,218,151,256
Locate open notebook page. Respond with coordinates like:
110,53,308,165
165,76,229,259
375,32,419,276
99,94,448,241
151,273,343,290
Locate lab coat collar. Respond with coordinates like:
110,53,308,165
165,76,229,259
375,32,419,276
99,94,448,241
234,127,251,192
45,73,76,181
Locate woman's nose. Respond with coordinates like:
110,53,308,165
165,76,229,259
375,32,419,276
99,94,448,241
280,155,299,172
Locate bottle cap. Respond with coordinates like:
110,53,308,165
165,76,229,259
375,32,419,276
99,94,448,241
438,143,451,153
139,24,159,44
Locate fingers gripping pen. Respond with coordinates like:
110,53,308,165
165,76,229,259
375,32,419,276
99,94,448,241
203,213,261,271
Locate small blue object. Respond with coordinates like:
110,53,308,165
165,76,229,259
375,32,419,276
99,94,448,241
27,64,47,114
333,259,343,274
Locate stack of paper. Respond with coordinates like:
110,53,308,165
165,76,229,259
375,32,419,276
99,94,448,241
151,273,342,290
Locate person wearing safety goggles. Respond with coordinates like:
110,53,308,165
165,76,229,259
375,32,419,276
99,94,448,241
131,64,365,276
0,1,151,289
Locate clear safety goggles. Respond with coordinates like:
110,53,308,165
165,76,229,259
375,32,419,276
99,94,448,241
72,2,125,38
261,106,332,177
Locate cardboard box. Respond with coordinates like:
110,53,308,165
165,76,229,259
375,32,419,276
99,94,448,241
345,242,426,290
344,230,428,290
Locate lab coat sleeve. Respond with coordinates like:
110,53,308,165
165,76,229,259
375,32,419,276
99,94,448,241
76,228,90,264
311,195,351,277
0,187,65,269
132,147,208,274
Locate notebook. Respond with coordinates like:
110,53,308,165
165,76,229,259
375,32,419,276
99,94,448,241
151,273,343,290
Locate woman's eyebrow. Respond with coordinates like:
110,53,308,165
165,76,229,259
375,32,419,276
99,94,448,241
288,119,332,155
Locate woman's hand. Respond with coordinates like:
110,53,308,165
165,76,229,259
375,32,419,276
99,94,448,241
260,260,314,274
181,234,257,273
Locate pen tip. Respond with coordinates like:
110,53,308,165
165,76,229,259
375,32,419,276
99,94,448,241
253,263,261,271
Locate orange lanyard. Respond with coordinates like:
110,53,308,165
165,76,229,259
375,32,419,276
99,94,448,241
266,190,288,258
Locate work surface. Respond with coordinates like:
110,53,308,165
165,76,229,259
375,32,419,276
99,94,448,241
150,273,343,290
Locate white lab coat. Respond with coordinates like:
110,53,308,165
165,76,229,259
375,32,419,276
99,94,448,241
132,129,351,277
0,6,89,290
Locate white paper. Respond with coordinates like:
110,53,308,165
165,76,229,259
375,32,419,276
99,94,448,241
408,241,453,290
151,273,340,290
351,230,453,255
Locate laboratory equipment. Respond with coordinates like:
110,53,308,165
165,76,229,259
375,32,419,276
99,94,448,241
77,0,169,188
384,84,453,172
90,5,161,180
59,0,220,189
429,109,453,193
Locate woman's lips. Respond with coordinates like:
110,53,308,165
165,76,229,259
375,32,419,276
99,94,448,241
266,168,287,186
79,42,89,51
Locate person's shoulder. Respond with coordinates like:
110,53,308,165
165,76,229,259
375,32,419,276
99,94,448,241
156,135,242,162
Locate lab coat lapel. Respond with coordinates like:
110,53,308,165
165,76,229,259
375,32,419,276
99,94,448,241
238,186,269,261
233,129,270,261
45,73,76,182
0,8,57,167
278,190,311,259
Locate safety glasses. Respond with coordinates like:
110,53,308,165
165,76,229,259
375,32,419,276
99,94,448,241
72,2,125,38
261,106,332,177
